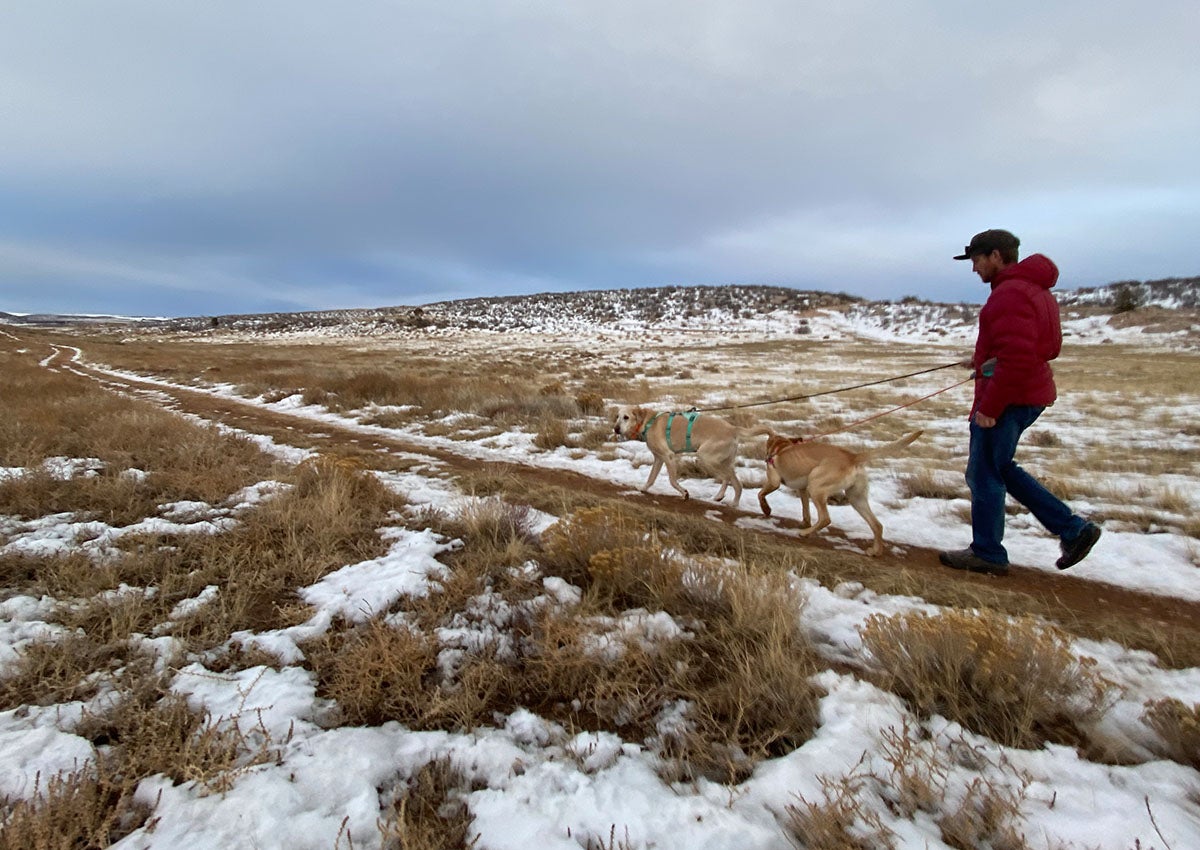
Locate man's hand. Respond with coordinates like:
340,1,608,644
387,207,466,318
958,357,974,368
974,412,997,428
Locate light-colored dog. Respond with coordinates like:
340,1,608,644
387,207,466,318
613,405,769,502
758,429,923,556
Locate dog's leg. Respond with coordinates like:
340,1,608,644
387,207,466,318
664,455,690,500
844,478,884,556
712,463,741,502
753,468,782,513
798,490,832,538
642,457,664,492
726,465,743,503
798,487,812,528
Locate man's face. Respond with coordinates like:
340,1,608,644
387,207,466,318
970,250,1004,283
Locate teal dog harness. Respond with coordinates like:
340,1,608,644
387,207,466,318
642,410,701,453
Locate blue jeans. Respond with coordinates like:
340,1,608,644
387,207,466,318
965,405,1085,564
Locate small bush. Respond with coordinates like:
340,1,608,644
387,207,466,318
533,416,569,450
859,609,1114,749
308,621,440,727
1026,429,1062,448
1112,283,1144,314
575,391,606,416
587,544,685,610
1142,697,1200,769
897,469,964,501
540,507,654,587
307,620,510,731
0,634,131,711
783,724,1031,850
0,765,150,850
76,684,275,792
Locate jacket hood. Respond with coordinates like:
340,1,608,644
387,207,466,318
994,253,1058,290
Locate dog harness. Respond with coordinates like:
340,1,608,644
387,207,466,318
766,436,806,466
642,411,701,453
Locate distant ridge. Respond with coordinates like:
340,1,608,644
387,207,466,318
4,276,1198,333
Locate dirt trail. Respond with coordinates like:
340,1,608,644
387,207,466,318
54,348,1200,638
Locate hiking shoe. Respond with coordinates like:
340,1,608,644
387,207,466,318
939,548,1010,576
1057,522,1102,570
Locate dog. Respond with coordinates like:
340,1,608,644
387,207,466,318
758,429,923,556
613,405,770,502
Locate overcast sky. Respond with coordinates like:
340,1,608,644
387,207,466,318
2,2,1197,317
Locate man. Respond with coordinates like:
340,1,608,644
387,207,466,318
939,229,1101,576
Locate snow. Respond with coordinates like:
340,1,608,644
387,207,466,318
3,310,1200,849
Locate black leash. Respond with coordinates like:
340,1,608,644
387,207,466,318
691,361,964,413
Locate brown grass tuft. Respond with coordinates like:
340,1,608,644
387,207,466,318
540,507,654,588
859,609,1114,749
374,758,480,850
897,468,965,501
1141,697,1200,769
0,764,151,850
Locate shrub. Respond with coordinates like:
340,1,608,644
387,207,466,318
575,391,606,416
533,416,569,450
859,608,1114,748
783,724,1031,850
1112,283,1144,314
539,507,654,587
0,765,150,850
1142,697,1200,769
897,469,964,501
587,544,685,610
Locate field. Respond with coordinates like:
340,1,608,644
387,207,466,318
2,318,1200,850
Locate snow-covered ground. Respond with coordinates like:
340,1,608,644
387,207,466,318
3,307,1200,849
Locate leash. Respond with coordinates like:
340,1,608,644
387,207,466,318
803,375,973,440
692,361,963,413
764,375,973,466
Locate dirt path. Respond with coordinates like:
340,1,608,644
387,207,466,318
53,347,1200,639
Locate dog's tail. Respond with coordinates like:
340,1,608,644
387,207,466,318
857,430,923,463
736,424,775,439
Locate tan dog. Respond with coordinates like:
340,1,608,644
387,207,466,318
758,429,923,556
613,405,769,502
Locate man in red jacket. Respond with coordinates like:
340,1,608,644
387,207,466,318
939,229,1101,576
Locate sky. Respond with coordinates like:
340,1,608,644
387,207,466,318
4,320,1200,848
2,1,1199,318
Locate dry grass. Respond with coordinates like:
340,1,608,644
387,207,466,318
5,328,1200,842
0,764,151,850
0,677,277,849
75,680,279,792
784,723,1033,850
1141,697,1200,769
372,759,480,850
533,415,570,450
859,609,1114,750
307,502,823,782
0,355,277,523
897,468,966,501
0,634,134,711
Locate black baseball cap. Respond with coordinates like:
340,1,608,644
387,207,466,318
953,229,1019,260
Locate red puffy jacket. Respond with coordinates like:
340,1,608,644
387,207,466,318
971,253,1062,419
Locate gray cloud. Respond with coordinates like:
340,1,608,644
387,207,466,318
2,1,1197,315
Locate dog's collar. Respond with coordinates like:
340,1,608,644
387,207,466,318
639,413,660,442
